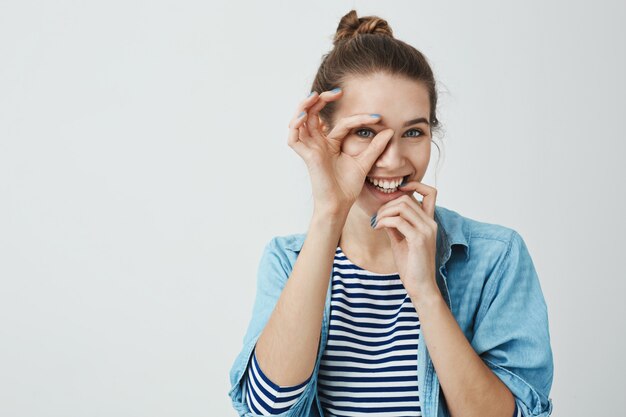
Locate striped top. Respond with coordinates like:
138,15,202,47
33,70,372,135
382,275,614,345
244,246,522,417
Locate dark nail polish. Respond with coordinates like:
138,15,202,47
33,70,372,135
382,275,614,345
400,176,408,187
370,214,377,228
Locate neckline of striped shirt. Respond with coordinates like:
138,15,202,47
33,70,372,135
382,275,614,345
335,246,399,277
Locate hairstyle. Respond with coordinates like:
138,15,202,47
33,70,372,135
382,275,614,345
311,10,445,175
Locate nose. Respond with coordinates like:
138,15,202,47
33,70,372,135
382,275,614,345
374,136,405,170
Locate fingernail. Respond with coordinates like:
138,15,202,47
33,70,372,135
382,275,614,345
307,91,315,97
370,113,381,118
400,176,408,187
298,111,306,118
370,214,377,228
331,87,342,93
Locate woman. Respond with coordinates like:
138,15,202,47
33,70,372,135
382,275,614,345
228,10,554,417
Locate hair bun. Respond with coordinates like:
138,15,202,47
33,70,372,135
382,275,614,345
333,10,393,46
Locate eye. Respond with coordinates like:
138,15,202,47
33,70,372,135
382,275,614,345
355,128,375,139
354,127,426,140
405,128,424,138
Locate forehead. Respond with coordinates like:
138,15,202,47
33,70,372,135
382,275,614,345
335,73,431,119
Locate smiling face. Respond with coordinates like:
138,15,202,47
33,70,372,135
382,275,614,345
327,72,433,213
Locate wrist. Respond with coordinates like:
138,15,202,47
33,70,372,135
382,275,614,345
407,283,442,306
313,203,351,222
310,206,349,234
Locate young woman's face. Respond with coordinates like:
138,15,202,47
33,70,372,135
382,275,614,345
329,72,433,212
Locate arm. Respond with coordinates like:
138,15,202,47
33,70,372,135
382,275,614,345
409,230,554,417
244,347,312,415
409,291,516,417
254,207,348,386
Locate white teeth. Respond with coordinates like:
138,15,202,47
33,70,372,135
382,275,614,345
366,176,404,193
366,176,403,189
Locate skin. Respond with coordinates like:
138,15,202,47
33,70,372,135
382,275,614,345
325,73,434,277
287,72,517,417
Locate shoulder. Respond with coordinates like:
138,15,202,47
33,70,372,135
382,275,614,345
437,207,543,307
435,205,528,262
251,233,308,288
468,214,523,255
265,232,307,254
256,232,307,275
439,205,518,238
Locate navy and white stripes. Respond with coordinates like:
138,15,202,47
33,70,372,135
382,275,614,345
316,247,422,416
244,348,311,415
244,246,522,417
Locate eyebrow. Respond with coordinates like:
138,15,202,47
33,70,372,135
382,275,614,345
403,117,430,127
370,117,430,127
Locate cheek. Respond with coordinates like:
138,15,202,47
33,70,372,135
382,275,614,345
340,136,367,156
418,149,431,163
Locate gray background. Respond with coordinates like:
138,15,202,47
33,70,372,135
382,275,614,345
1,0,624,416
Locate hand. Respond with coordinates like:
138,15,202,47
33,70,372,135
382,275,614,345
372,180,439,298
287,89,394,214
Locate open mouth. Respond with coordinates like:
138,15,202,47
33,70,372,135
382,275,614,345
365,175,410,194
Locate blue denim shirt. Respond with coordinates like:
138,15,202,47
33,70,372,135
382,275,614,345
228,205,554,417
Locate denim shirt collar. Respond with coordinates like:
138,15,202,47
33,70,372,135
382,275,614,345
433,205,470,265
283,205,470,269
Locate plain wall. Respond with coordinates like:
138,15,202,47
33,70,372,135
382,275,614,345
1,0,624,416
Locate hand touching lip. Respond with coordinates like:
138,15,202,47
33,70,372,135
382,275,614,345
370,179,438,298
398,179,434,214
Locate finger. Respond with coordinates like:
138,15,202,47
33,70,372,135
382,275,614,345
373,216,417,242
288,110,307,132
287,91,322,147
297,124,315,146
399,194,431,225
306,88,343,135
385,222,405,243
375,196,433,240
398,180,438,219
378,195,428,226
326,113,383,141
296,91,320,113
376,201,430,236
287,126,313,160
287,111,308,147
287,91,320,129
356,128,394,171
379,193,422,213
287,118,316,155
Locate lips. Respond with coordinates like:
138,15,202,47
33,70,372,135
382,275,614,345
364,176,410,201
365,175,409,192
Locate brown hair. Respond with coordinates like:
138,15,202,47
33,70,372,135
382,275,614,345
311,10,443,163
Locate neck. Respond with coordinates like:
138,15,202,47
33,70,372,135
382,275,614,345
339,204,395,267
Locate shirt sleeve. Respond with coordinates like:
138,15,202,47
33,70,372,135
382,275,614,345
227,236,322,417
244,347,312,415
470,230,555,417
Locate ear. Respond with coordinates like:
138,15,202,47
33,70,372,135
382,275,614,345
319,120,330,136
